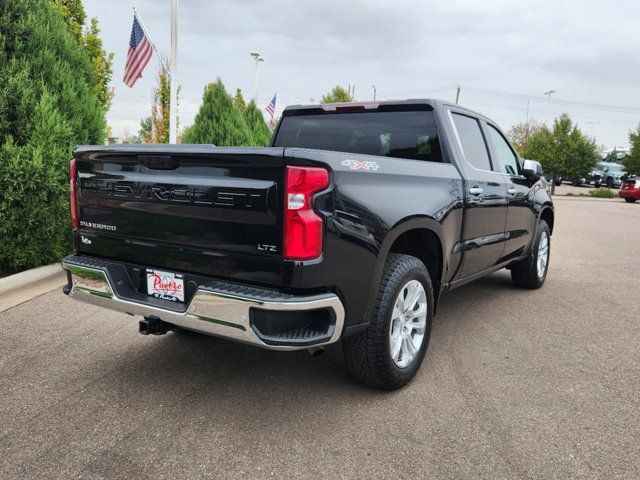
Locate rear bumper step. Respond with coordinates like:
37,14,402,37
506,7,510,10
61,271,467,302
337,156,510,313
62,255,345,351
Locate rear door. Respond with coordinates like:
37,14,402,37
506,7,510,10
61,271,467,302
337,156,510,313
74,146,285,278
449,110,508,278
483,123,536,262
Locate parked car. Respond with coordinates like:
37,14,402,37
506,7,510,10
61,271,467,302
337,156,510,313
592,162,626,188
61,99,554,390
543,173,563,186
570,175,591,187
618,176,639,203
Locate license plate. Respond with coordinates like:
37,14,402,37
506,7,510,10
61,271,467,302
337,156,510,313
146,269,185,302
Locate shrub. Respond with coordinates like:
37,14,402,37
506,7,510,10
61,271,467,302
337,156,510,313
588,188,615,199
0,0,105,275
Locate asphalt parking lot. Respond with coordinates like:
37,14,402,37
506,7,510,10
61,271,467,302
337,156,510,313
1,196,638,479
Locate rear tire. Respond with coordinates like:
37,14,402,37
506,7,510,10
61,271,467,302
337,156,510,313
625,197,637,203
343,253,434,390
510,220,551,289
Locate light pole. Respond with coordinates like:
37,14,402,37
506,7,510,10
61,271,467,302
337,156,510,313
543,90,556,123
250,52,264,103
371,85,376,101
586,121,599,138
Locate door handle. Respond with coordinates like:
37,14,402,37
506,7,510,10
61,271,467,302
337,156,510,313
469,187,483,196
507,187,517,195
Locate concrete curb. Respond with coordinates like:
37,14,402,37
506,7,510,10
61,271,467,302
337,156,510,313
552,195,622,201
0,263,64,297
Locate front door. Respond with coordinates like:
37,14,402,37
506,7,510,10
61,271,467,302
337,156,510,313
449,111,508,279
483,122,536,262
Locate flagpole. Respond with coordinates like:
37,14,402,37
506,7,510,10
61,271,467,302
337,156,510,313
169,0,178,144
132,7,169,76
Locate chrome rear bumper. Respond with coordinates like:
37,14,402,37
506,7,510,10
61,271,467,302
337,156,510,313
62,258,345,351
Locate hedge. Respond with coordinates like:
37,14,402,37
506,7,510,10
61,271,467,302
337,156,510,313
0,0,104,275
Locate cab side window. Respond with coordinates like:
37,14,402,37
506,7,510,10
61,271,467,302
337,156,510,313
486,125,520,175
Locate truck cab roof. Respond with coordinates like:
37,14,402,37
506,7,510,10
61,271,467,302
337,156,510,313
282,98,483,117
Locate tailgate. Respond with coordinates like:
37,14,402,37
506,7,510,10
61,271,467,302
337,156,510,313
74,145,285,275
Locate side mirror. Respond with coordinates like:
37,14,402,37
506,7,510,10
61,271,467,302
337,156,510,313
522,159,543,179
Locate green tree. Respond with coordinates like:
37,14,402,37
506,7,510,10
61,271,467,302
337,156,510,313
623,124,640,175
183,79,252,146
147,64,181,143
506,119,543,157
321,85,353,103
243,100,271,146
234,88,246,112
151,66,171,143
52,0,85,40
0,0,106,275
523,114,599,183
604,148,619,163
52,0,114,116
84,18,114,115
138,116,152,143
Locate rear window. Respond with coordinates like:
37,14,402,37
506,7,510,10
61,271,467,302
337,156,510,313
273,110,443,162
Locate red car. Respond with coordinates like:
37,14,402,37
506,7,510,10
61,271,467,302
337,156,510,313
619,176,639,203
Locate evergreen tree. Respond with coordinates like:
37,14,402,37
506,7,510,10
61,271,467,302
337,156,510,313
51,0,114,116
138,117,152,143
234,88,247,112
321,85,353,103
0,0,106,274
243,100,271,146
183,79,252,146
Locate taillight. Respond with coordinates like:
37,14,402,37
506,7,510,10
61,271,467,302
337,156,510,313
284,166,330,260
70,158,78,229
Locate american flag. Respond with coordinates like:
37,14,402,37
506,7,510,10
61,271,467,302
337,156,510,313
265,93,277,120
123,15,153,88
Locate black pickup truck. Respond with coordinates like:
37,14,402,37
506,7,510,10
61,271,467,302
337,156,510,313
62,99,554,389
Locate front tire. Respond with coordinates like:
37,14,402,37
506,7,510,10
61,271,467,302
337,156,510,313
510,220,551,289
343,253,434,390
607,177,614,188
625,197,637,203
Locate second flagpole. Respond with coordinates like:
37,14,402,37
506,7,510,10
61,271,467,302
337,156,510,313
169,0,178,143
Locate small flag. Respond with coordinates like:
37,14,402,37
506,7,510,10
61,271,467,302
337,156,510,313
265,93,277,120
124,15,153,88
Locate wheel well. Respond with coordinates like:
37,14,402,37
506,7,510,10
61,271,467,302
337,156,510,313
540,208,554,234
389,229,443,299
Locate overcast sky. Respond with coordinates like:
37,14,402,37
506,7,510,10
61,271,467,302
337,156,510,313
84,0,640,149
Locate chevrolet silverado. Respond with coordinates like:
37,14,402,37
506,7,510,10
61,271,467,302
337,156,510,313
62,99,554,389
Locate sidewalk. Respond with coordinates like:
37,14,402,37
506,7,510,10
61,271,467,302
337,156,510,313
0,264,66,313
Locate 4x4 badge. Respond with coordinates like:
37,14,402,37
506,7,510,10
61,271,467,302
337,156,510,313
341,159,380,171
